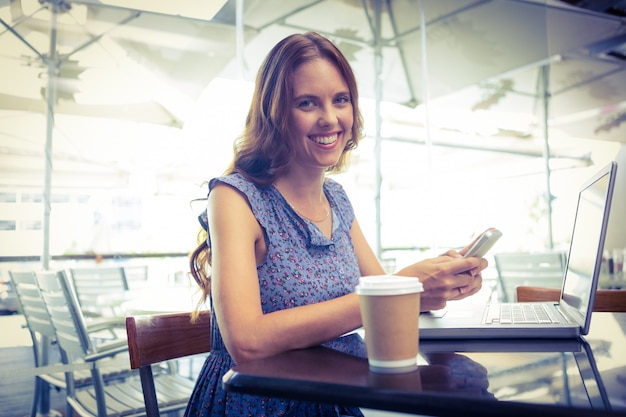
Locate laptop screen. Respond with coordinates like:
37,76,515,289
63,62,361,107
560,162,617,328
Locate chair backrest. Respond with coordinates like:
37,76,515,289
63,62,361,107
36,270,93,361
68,266,129,316
126,311,211,417
516,286,626,312
126,311,211,369
8,270,57,341
494,251,567,302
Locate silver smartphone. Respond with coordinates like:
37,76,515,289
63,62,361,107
463,228,502,258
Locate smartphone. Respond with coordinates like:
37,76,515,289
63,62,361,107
463,228,502,258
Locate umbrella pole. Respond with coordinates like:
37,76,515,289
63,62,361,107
42,1,60,270
540,64,554,250
418,0,436,253
373,0,383,259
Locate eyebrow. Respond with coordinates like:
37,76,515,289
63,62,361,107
293,91,350,100
293,94,316,100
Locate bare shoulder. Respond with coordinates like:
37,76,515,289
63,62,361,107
208,182,253,211
208,180,267,266
208,182,262,239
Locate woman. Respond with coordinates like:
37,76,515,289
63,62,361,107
185,32,486,416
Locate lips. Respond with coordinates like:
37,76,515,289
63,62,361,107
310,133,338,145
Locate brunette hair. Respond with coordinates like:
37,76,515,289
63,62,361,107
190,32,364,314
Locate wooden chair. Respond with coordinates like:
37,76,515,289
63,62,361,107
126,310,212,417
516,286,626,312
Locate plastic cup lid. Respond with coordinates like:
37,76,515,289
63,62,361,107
355,275,424,296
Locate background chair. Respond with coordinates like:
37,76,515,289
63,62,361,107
123,265,150,290
9,270,129,417
69,267,130,317
494,251,567,302
516,286,626,312
126,311,211,417
36,269,194,417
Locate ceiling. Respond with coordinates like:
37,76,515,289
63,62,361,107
0,0,625,191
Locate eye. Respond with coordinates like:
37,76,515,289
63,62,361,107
334,94,351,105
296,98,316,108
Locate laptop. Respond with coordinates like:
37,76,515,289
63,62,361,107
420,161,618,339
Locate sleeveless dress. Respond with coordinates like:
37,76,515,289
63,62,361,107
184,173,367,417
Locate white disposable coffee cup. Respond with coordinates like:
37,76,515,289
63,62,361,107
355,275,423,373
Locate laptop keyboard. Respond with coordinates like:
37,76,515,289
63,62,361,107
484,303,561,324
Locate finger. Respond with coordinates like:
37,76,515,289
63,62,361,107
446,257,484,276
424,272,475,294
440,249,463,258
451,277,483,300
439,285,467,301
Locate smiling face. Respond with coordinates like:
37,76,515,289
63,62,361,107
289,58,354,173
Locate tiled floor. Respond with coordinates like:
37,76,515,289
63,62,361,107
0,347,66,417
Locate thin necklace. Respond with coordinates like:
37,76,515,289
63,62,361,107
275,185,330,223
290,202,330,223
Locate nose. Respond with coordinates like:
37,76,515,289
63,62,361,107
317,104,337,127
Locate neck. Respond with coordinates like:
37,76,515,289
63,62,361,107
273,175,325,205
274,178,330,223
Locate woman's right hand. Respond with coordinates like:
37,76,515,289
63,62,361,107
396,254,487,311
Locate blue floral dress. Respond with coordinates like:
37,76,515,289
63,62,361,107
185,173,366,417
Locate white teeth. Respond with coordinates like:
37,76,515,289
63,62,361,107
312,134,337,144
